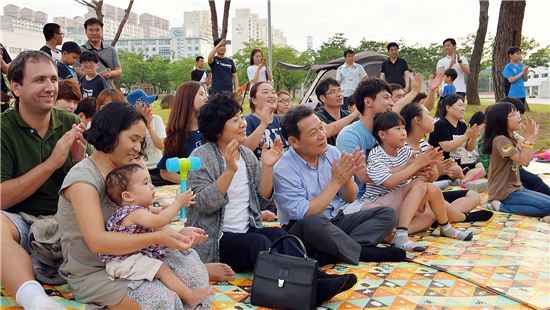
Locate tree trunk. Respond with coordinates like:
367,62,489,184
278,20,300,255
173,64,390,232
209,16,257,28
111,0,134,47
208,0,219,41
220,1,231,40
492,0,525,102
74,0,104,23
466,0,489,105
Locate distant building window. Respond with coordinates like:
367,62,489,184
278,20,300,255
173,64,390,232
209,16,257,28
195,47,199,51
534,74,539,78
542,73,548,78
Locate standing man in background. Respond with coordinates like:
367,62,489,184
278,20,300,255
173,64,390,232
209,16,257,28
208,38,238,96
39,23,63,62
74,18,122,88
380,42,410,91
335,49,368,111
191,56,211,89
436,38,469,98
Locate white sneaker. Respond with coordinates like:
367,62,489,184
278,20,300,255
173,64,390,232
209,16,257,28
28,296,65,310
483,200,501,212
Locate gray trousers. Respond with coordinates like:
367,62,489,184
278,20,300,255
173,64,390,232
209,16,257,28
284,206,397,266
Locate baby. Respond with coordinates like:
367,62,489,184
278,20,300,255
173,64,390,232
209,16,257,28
101,163,211,308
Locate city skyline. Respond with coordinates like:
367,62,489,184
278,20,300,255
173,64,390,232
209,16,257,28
4,0,550,52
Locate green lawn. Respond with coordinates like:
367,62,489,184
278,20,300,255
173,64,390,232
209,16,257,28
152,100,549,149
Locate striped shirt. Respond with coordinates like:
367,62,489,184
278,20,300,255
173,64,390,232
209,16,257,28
362,145,413,202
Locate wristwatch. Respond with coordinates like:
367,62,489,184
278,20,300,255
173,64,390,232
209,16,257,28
457,59,463,64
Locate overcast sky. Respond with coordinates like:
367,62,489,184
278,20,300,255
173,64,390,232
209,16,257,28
7,0,550,52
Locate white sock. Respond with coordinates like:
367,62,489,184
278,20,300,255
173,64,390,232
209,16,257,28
16,280,63,310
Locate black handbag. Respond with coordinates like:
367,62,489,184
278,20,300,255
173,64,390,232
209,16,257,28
251,235,318,310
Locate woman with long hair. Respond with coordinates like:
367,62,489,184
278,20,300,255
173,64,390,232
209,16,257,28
158,81,208,184
246,48,273,90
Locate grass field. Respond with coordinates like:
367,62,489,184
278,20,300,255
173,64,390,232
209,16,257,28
152,100,550,148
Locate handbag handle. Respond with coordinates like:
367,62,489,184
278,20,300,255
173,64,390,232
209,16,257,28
268,235,309,259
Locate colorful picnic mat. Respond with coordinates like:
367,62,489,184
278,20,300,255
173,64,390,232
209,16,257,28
2,162,549,309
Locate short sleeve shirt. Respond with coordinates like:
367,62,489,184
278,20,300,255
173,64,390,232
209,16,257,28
436,55,469,92
487,135,522,201
335,63,367,97
380,58,409,87
247,65,268,90
75,41,121,87
57,62,78,80
191,69,207,82
441,84,456,97
1,106,81,215
245,114,289,159
502,63,527,98
428,118,469,164
209,56,236,94
363,145,413,202
315,107,351,146
335,121,378,199
80,74,110,98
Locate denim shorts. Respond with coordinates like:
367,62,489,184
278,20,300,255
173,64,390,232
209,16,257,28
2,210,31,253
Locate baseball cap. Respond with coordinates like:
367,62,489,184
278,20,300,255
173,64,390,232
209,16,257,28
127,89,158,106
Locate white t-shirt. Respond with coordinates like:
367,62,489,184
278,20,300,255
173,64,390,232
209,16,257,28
52,49,62,62
144,115,167,169
247,65,268,90
222,156,251,234
436,55,469,92
335,63,368,97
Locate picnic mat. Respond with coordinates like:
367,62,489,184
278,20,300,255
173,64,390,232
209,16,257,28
2,163,549,309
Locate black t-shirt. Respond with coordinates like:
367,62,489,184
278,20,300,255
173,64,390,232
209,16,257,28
191,69,207,82
56,62,77,80
380,57,409,87
79,74,110,98
209,56,236,94
315,107,351,146
428,117,468,164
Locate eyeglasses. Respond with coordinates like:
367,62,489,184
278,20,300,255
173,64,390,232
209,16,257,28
278,98,291,103
508,111,521,117
326,88,343,96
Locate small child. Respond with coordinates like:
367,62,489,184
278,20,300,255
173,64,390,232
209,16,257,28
57,41,81,80
441,68,457,97
79,51,110,98
74,96,96,127
102,163,212,308
361,111,473,251
502,46,529,106
482,102,550,216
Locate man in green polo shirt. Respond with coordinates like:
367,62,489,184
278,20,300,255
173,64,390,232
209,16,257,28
1,50,87,310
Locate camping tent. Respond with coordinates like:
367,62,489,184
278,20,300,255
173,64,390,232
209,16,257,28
276,50,387,105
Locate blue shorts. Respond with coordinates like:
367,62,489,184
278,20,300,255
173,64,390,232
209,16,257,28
2,211,31,253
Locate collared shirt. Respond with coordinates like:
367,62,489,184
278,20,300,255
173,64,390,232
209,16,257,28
1,105,81,215
273,146,346,225
335,62,367,97
436,55,469,92
75,41,121,87
315,107,351,146
335,120,378,199
380,57,409,87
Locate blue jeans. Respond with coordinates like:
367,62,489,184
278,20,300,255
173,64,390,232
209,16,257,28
500,188,550,217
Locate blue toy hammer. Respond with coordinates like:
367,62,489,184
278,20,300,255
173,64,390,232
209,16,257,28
166,157,201,219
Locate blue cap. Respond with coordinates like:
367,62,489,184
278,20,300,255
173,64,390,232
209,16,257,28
127,89,158,106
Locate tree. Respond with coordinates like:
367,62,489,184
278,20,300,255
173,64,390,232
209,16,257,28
74,0,103,23
525,46,550,67
492,0,526,101
316,33,349,64
111,0,134,47
208,0,231,40
466,0,489,106
73,0,134,47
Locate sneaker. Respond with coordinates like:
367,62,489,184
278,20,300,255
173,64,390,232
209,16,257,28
483,200,501,212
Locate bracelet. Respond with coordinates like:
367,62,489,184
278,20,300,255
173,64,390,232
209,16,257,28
521,143,534,149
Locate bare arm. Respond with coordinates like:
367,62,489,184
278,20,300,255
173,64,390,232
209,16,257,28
438,135,470,153
160,169,180,184
379,72,386,81
323,110,360,138
232,73,239,93
304,180,342,216
404,70,410,91
393,72,423,114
